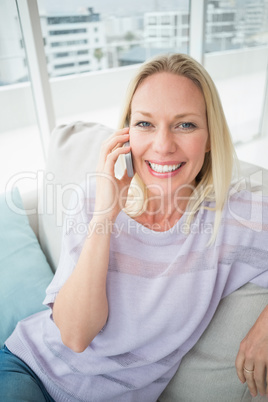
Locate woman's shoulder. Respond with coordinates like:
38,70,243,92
226,178,268,221
217,185,268,246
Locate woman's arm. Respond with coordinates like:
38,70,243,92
52,215,112,353
235,305,268,398
52,128,132,353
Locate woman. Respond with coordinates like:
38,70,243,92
1,53,268,401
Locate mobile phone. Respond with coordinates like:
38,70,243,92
124,141,134,177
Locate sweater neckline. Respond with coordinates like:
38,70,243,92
116,209,190,245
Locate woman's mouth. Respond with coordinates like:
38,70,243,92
146,161,185,177
148,161,182,173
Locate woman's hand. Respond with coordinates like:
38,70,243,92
95,127,133,222
235,305,268,398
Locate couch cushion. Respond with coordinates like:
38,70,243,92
159,282,268,402
38,122,114,271
0,188,53,348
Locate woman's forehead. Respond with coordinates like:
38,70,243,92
131,72,206,117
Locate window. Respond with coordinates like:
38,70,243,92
204,0,268,143
148,16,157,25
148,28,157,37
182,14,189,24
77,50,88,55
37,1,190,74
0,11,28,87
0,0,45,192
161,29,171,38
47,14,100,24
49,29,87,35
54,52,69,58
161,15,170,25
51,39,88,47
54,63,75,69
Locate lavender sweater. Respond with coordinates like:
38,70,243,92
6,180,268,402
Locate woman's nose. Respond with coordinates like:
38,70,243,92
152,127,176,155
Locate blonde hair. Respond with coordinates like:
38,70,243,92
119,53,236,244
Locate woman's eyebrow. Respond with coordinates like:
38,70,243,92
132,111,153,117
174,113,201,119
132,111,201,118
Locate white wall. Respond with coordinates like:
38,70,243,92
51,63,137,121
204,45,268,80
0,64,139,132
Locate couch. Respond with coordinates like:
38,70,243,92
1,121,268,402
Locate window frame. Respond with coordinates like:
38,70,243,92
16,0,55,156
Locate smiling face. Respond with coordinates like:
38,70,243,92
129,72,210,206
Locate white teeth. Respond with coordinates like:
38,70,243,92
149,162,182,173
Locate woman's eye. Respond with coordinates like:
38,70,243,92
136,121,151,128
180,122,196,130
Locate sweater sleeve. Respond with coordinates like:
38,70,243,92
220,189,268,298
43,178,96,308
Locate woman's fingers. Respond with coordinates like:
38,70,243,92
236,352,259,397
235,306,268,398
243,365,257,397
254,362,266,396
235,349,246,383
236,347,261,397
102,128,129,151
99,141,130,175
97,128,130,169
94,127,132,221
241,361,267,397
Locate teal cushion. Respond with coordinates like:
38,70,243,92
0,188,53,348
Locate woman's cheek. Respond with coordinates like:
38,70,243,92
129,137,145,174
129,132,143,155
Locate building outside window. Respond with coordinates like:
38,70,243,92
1,0,267,84
144,10,189,53
204,0,268,143
40,7,107,76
